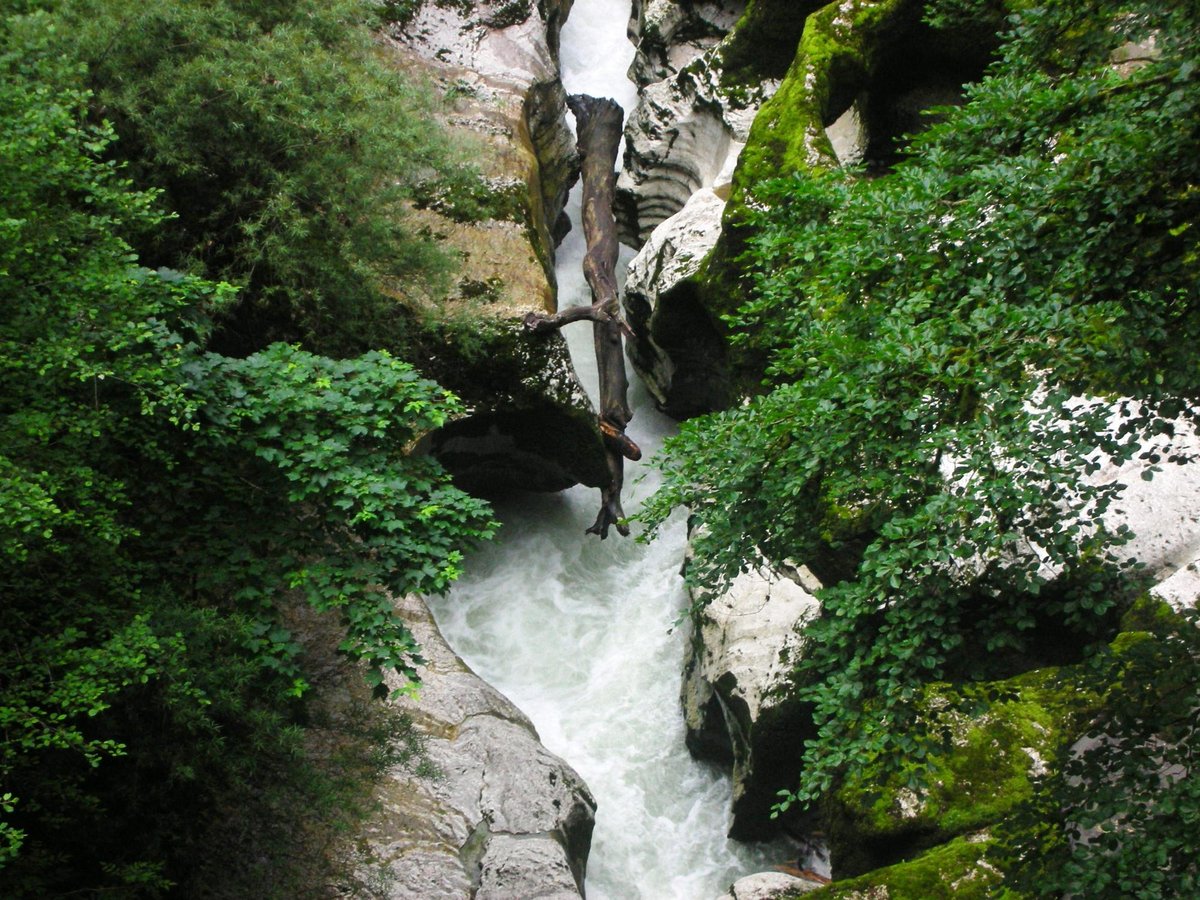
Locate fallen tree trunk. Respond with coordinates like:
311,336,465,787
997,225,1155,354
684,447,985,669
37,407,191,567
524,94,638,538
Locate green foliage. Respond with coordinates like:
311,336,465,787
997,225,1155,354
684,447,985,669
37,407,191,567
44,0,471,356
167,344,495,689
824,665,1101,875
1,11,493,892
992,604,1200,897
642,0,1200,834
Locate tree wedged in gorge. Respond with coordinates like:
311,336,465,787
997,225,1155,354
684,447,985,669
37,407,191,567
525,94,640,538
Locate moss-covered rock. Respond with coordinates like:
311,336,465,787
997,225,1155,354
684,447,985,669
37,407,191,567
799,834,1016,899
804,604,1193,890
684,0,1001,406
825,667,1102,877
717,0,825,85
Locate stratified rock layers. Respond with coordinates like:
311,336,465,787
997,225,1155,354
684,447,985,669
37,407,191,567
386,0,609,493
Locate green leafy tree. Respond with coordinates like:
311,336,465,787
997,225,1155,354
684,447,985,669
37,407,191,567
1,12,493,893
643,0,1199,832
45,0,470,356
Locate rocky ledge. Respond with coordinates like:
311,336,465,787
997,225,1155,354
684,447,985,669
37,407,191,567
349,593,596,899
382,0,610,493
682,419,1200,891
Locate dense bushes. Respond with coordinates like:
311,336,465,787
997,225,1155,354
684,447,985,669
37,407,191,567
53,0,471,356
643,0,1199,888
1,5,493,893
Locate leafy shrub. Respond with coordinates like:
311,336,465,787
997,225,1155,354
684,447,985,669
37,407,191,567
642,0,1200,827
1,11,493,893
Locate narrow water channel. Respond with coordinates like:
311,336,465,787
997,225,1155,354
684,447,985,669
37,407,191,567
426,3,787,897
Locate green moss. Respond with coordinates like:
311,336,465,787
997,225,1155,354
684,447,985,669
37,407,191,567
827,666,1102,875
801,835,1023,899
824,611,1196,880
695,0,919,395
731,0,917,200
412,174,528,225
718,0,822,85
1118,591,1179,633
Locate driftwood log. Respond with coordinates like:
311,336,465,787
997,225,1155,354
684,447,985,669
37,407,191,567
524,95,640,538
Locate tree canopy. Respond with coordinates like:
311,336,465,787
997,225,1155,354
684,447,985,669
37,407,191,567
1,5,493,893
642,0,1199,887
47,0,473,356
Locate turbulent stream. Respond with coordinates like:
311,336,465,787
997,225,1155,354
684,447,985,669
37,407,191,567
425,2,789,897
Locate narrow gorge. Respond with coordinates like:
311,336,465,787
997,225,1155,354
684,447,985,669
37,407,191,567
361,0,1200,897
3,0,1196,897
426,2,802,895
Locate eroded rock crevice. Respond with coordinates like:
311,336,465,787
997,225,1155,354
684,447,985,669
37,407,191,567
386,0,609,493
620,0,999,419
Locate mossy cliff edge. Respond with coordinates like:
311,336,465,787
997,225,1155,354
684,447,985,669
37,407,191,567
619,1,1200,896
623,0,998,416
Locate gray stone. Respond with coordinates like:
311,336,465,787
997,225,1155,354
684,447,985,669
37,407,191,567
682,557,821,839
349,593,595,898
381,1,611,493
716,870,824,900
624,188,727,411
477,834,582,899
618,3,776,246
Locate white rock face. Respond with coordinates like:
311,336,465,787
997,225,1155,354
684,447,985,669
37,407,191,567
716,870,824,900
351,593,595,899
384,2,613,493
682,560,821,837
630,0,745,88
399,1,565,89
825,99,867,167
618,2,777,246
623,188,726,408
1088,419,1200,611
627,188,727,298
391,0,578,256
683,564,820,737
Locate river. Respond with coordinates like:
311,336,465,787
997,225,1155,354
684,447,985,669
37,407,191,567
425,2,787,897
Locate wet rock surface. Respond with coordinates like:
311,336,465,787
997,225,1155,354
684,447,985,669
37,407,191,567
350,593,596,898
717,870,825,899
682,558,822,840
618,1,773,246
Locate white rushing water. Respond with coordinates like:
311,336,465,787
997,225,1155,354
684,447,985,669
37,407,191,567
427,3,789,897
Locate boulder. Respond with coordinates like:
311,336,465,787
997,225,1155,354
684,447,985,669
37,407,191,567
624,189,731,415
824,667,1101,877
717,870,825,899
382,1,611,492
796,834,1003,899
1083,418,1200,612
618,2,793,416
681,558,821,840
348,593,596,898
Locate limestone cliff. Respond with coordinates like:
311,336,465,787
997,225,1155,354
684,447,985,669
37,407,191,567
380,0,610,493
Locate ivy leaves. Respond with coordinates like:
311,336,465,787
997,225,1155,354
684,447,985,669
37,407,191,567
176,345,497,688
643,0,1200,824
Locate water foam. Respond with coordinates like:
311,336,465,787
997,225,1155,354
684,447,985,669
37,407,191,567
427,3,790,896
